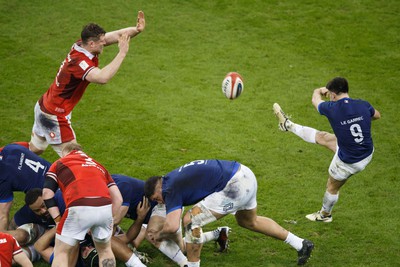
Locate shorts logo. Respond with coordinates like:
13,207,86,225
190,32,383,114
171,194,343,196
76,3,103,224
50,132,56,139
223,203,234,212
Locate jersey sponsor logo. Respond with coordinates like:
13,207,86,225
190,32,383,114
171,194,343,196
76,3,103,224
79,60,90,71
223,202,234,212
0,238,7,244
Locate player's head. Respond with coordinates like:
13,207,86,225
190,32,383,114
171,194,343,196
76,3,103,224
144,176,164,204
81,23,107,54
61,142,83,157
326,77,349,95
25,188,51,218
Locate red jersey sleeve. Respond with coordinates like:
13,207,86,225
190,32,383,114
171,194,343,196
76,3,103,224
11,236,23,256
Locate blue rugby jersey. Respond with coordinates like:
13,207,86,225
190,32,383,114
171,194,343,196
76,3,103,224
162,160,240,214
0,144,51,202
318,98,376,163
112,174,157,224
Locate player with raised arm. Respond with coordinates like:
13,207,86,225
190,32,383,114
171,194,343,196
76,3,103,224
273,77,381,222
29,11,145,157
145,160,314,266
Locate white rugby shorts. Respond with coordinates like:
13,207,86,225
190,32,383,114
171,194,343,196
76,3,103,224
329,149,374,181
32,102,75,146
201,164,258,215
56,205,113,246
150,204,167,218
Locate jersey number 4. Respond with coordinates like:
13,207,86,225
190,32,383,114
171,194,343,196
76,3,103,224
24,159,46,173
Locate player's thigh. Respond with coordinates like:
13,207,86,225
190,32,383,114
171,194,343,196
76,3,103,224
328,150,373,181
201,164,257,215
89,206,113,243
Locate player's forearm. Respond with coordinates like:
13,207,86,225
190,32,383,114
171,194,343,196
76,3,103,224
0,202,12,231
95,52,127,84
105,27,140,45
13,253,33,267
0,216,8,231
125,220,144,243
312,88,324,109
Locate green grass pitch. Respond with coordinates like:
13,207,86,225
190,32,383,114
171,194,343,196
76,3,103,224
1,0,399,266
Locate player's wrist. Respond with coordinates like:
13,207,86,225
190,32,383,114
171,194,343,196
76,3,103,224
53,215,61,223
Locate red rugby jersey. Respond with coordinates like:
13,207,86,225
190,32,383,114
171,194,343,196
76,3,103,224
0,232,23,267
46,150,115,208
39,41,99,116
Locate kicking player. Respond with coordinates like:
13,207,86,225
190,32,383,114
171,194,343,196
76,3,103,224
273,77,381,222
144,160,314,266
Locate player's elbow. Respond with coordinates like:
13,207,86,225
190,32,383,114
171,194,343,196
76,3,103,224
42,188,54,199
93,78,109,85
373,110,381,120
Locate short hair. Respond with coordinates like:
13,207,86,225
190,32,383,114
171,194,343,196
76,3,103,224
62,142,83,156
144,176,162,199
326,77,349,94
25,188,43,206
81,23,106,44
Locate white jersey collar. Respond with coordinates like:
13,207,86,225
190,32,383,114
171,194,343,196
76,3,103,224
73,42,95,60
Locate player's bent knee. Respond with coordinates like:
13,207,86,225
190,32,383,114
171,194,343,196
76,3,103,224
184,225,203,244
189,203,216,229
29,135,48,153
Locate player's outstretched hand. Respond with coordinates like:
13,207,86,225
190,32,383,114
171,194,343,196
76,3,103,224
136,11,145,32
118,33,131,55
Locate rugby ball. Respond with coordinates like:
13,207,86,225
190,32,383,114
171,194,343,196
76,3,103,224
222,72,244,100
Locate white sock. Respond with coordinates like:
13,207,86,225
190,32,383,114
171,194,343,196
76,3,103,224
187,261,200,267
125,254,146,267
322,191,338,214
201,229,219,243
158,240,187,265
290,123,317,144
284,232,304,251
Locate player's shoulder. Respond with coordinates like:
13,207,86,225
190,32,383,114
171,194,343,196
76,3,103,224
0,143,28,155
0,231,16,241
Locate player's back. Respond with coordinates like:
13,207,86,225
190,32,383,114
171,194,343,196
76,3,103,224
48,150,112,208
319,98,375,162
164,160,239,208
112,174,157,221
0,144,51,192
